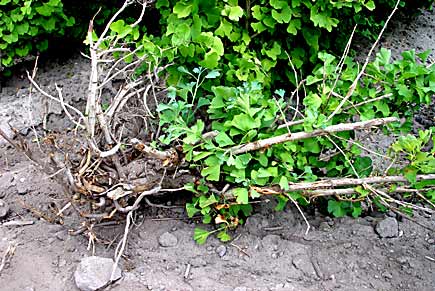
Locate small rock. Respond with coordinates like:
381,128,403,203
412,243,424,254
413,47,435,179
386,211,396,218
216,245,227,257
292,254,316,277
190,257,207,267
55,231,68,241
16,179,28,195
375,217,399,238
427,238,434,244
382,272,393,279
0,199,10,219
158,232,178,247
319,222,331,232
48,224,64,234
74,256,122,291
397,256,408,264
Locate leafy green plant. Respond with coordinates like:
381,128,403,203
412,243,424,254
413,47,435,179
391,128,435,185
157,48,435,244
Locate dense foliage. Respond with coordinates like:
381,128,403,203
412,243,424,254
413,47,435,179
0,0,120,70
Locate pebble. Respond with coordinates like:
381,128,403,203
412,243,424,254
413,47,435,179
216,245,227,257
190,257,207,267
397,256,408,264
17,178,28,195
382,272,393,279
48,224,64,234
0,199,10,219
375,217,399,238
55,231,68,241
319,222,331,231
74,256,122,291
158,232,178,247
427,238,434,244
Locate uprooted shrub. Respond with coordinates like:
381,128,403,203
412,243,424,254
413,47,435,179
0,0,434,249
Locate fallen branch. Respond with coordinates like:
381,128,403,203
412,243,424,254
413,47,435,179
229,117,399,155
262,174,435,192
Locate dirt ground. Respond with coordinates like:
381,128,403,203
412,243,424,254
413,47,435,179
1,8,435,291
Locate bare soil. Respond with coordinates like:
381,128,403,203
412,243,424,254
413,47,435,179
1,8,435,291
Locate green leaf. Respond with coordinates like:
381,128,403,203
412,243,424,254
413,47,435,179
199,194,218,208
173,2,192,18
110,20,132,38
35,5,54,16
194,228,210,245
200,51,219,69
327,200,346,217
275,195,289,211
365,1,375,11
403,166,418,184
232,188,249,204
231,113,261,132
353,156,373,177
202,156,221,181
303,93,322,110
205,70,220,79
351,202,362,218
279,176,289,190
228,6,244,21
186,203,199,217
217,231,231,242
215,132,235,147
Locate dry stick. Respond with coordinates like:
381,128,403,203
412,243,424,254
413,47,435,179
229,117,399,155
27,56,42,151
325,0,401,123
277,119,304,130
26,71,87,128
286,193,310,235
0,243,17,275
343,93,393,111
282,174,435,192
328,25,357,101
302,187,435,199
366,184,434,214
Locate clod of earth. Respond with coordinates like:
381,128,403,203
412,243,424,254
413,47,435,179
375,217,399,238
74,256,122,291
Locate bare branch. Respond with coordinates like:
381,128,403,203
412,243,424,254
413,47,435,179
229,117,399,155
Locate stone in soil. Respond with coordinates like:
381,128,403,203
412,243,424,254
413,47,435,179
74,256,122,291
216,245,227,257
0,199,9,219
158,232,178,247
375,217,399,238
